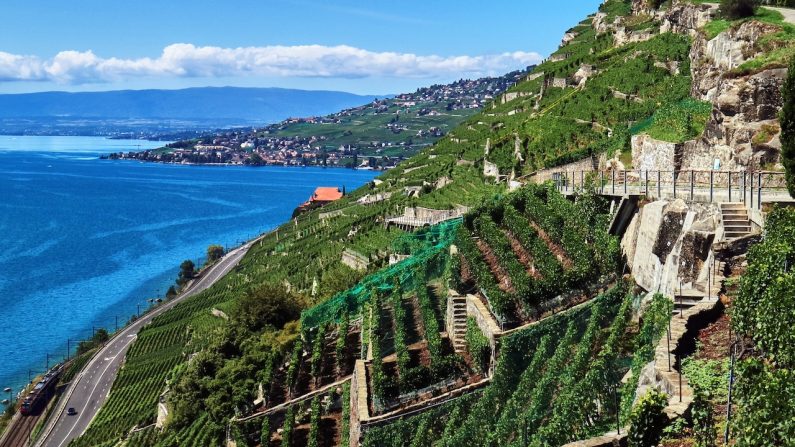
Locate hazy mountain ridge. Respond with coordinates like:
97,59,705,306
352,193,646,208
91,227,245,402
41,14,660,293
0,87,379,136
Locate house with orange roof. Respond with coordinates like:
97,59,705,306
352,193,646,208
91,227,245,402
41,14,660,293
292,186,345,217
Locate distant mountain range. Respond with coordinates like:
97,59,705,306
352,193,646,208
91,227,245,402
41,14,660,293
0,87,380,137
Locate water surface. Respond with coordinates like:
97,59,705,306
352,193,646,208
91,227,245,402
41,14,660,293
0,135,377,393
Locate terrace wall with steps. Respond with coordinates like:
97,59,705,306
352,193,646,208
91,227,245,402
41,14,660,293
720,202,752,239
445,290,469,353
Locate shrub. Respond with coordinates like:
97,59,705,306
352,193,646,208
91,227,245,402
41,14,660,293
465,318,491,374
628,389,668,447
720,0,757,19
692,389,717,447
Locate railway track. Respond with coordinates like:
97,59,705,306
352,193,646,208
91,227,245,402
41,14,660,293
0,413,38,447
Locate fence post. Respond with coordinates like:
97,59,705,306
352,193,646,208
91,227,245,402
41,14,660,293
757,172,762,210
623,170,627,195
657,170,661,199
709,170,714,203
690,170,694,201
600,170,604,194
645,170,649,198
673,171,677,198
728,171,732,202
748,172,754,208
612,169,616,195
742,171,746,203
581,170,584,190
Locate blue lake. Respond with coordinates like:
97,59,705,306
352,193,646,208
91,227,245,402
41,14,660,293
0,135,378,394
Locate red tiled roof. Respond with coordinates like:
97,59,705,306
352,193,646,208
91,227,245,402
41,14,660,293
311,187,343,202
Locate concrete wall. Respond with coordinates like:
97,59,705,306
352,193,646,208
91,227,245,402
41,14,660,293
530,154,599,184
349,360,369,447
466,295,500,375
632,134,678,173
342,249,369,272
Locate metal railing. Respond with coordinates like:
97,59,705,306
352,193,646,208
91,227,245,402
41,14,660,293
551,169,791,209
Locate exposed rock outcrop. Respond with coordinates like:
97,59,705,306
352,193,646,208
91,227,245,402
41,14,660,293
659,2,717,36
622,199,719,294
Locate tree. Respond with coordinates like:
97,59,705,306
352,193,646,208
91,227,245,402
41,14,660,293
166,285,177,299
207,245,225,264
720,0,756,19
232,284,304,333
781,56,795,197
177,260,195,287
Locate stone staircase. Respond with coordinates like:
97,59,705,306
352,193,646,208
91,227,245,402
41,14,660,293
671,259,725,317
450,295,468,353
720,202,751,240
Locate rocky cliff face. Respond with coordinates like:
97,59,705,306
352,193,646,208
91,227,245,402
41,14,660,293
631,0,787,172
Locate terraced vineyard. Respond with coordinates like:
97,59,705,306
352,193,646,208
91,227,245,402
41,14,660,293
362,287,673,447
454,183,619,323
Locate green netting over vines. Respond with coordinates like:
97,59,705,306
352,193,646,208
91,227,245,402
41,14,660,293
300,219,461,328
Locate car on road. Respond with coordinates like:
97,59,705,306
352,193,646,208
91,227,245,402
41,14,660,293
67,407,77,416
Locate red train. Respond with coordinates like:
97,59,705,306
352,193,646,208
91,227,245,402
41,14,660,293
20,369,61,416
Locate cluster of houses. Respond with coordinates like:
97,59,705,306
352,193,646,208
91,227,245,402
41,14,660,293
108,68,532,168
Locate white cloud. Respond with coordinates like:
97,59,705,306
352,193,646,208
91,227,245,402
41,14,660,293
0,44,542,85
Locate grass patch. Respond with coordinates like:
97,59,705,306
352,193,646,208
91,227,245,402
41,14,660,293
752,123,780,146
703,19,731,39
640,99,713,143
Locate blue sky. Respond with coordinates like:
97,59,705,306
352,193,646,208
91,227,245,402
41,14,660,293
0,0,601,95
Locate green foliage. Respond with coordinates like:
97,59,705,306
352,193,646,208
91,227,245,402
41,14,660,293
336,311,349,373
638,99,713,143
455,183,619,321
76,328,110,356
308,396,321,447
310,324,326,387
365,286,635,447
465,317,490,374
682,357,729,400
281,405,295,447
732,207,795,367
260,416,271,447
628,389,668,447
692,389,717,447
781,57,795,197
300,220,460,328
730,207,795,446
732,358,795,446
340,382,351,447
232,283,304,333
206,245,225,263
177,259,195,286
621,294,673,419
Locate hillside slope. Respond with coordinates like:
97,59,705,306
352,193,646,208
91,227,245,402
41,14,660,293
67,1,794,446
113,70,529,168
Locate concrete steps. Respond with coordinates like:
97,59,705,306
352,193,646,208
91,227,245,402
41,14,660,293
450,297,467,353
720,203,751,240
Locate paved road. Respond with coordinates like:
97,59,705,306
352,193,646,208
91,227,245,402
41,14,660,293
767,6,795,24
35,241,255,447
